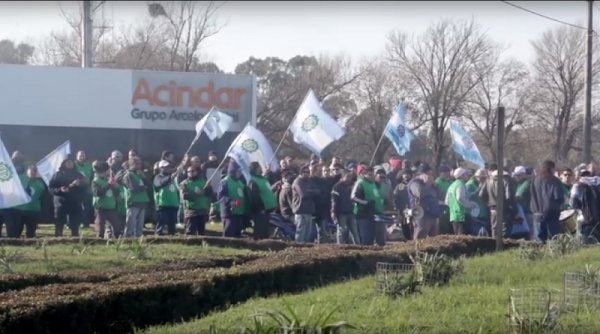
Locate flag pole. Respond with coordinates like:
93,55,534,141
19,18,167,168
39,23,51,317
184,107,215,157
203,124,248,190
369,131,387,166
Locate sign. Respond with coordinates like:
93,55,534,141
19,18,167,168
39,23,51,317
0,64,256,132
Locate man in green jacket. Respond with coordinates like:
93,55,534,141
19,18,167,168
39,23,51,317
123,157,150,238
75,150,94,229
91,161,121,239
513,166,534,240
445,168,478,235
9,165,46,238
179,165,213,235
465,169,490,235
247,162,277,240
153,160,180,236
435,164,453,235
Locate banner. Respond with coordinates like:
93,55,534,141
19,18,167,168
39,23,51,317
36,141,71,185
449,121,485,168
289,89,345,156
227,124,278,181
0,137,31,209
193,107,234,142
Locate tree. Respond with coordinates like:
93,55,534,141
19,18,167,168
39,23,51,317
386,19,495,167
461,58,530,159
235,54,359,158
527,25,599,163
0,39,34,64
148,1,224,72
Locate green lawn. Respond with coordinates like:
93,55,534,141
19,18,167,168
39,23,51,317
33,221,225,238
145,247,600,334
0,239,252,275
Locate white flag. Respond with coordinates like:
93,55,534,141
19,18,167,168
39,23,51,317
289,89,345,156
0,137,31,208
227,124,278,181
194,108,234,142
37,141,71,185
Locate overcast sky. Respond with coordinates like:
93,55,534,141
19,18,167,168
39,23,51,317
0,1,591,72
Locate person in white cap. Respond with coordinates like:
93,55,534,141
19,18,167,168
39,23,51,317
513,165,534,239
479,169,517,238
445,168,478,235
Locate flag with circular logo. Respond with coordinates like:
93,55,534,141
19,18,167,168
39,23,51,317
0,137,31,209
289,89,345,156
227,124,278,182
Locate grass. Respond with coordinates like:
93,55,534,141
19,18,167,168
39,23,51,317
33,221,225,238
144,247,600,334
0,238,252,275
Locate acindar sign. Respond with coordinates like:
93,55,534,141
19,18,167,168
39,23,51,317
0,64,256,132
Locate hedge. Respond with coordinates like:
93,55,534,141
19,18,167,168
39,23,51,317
0,236,314,252
0,236,518,334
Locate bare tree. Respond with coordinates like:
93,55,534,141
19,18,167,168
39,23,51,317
149,1,224,72
527,25,599,163
386,19,495,167
461,58,530,159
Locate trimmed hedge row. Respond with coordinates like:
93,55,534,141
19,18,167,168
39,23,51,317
0,236,519,334
0,254,262,294
0,236,314,251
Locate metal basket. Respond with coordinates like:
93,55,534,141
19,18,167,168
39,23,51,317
508,288,561,333
374,262,415,293
563,271,600,312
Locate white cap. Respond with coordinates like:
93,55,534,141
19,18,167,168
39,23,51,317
453,167,469,179
512,166,527,177
158,160,170,168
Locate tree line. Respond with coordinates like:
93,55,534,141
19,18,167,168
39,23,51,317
1,1,598,168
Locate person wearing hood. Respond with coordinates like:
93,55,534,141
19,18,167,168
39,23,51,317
247,162,277,239
387,155,403,189
179,165,213,235
91,160,121,239
153,160,180,236
479,169,517,239
49,156,87,237
445,168,478,235
332,170,360,244
75,150,94,229
292,164,319,243
123,157,150,238
8,165,46,238
407,163,441,239
352,166,385,246
218,160,249,238
530,160,564,242
393,169,413,240
278,170,295,222
107,150,124,177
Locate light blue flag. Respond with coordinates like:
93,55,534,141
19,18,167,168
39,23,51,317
227,124,278,182
0,137,31,209
384,102,415,156
449,121,485,168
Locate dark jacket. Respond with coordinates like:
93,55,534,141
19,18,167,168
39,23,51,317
331,180,353,216
247,174,274,214
393,182,410,214
479,173,517,214
218,161,247,219
279,181,294,220
530,175,564,221
49,161,87,212
292,176,318,215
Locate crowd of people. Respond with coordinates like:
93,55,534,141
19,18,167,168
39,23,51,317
1,148,599,246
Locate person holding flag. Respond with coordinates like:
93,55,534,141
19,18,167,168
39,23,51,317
8,165,46,238
179,165,213,236
247,162,277,240
218,160,248,238
0,138,32,237
49,155,87,237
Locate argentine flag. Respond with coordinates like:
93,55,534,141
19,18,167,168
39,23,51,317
0,137,31,209
37,141,71,186
227,124,278,182
194,107,233,142
384,102,415,156
449,121,485,168
289,89,345,156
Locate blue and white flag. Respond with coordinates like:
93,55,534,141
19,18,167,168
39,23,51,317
37,141,71,186
449,121,485,168
0,137,31,209
228,124,278,182
194,107,233,142
384,102,415,156
289,89,345,156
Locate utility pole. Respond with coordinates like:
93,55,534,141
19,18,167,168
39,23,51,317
584,0,593,163
495,105,505,251
81,0,93,68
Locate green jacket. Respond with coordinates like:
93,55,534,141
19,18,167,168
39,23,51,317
75,161,93,183
124,170,150,207
353,177,384,216
181,178,210,212
465,179,489,219
154,175,179,208
15,174,45,212
92,177,117,210
435,177,453,200
447,179,467,222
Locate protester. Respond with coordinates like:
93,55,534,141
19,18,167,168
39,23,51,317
331,170,360,244
530,160,564,243
179,165,212,236
291,164,318,243
465,169,490,236
407,163,441,239
513,166,534,240
218,160,248,238
247,162,277,239
91,160,121,239
479,169,517,239
49,156,87,237
393,169,413,240
435,164,453,234
123,157,150,238
445,168,478,235
9,165,46,238
559,167,574,210
75,150,94,229
153,160,180,236
352,166,385,246
108,150,124,177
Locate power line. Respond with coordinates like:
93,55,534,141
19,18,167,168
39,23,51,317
500,1,588,31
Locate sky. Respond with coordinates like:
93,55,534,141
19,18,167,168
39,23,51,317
0,1,591,73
